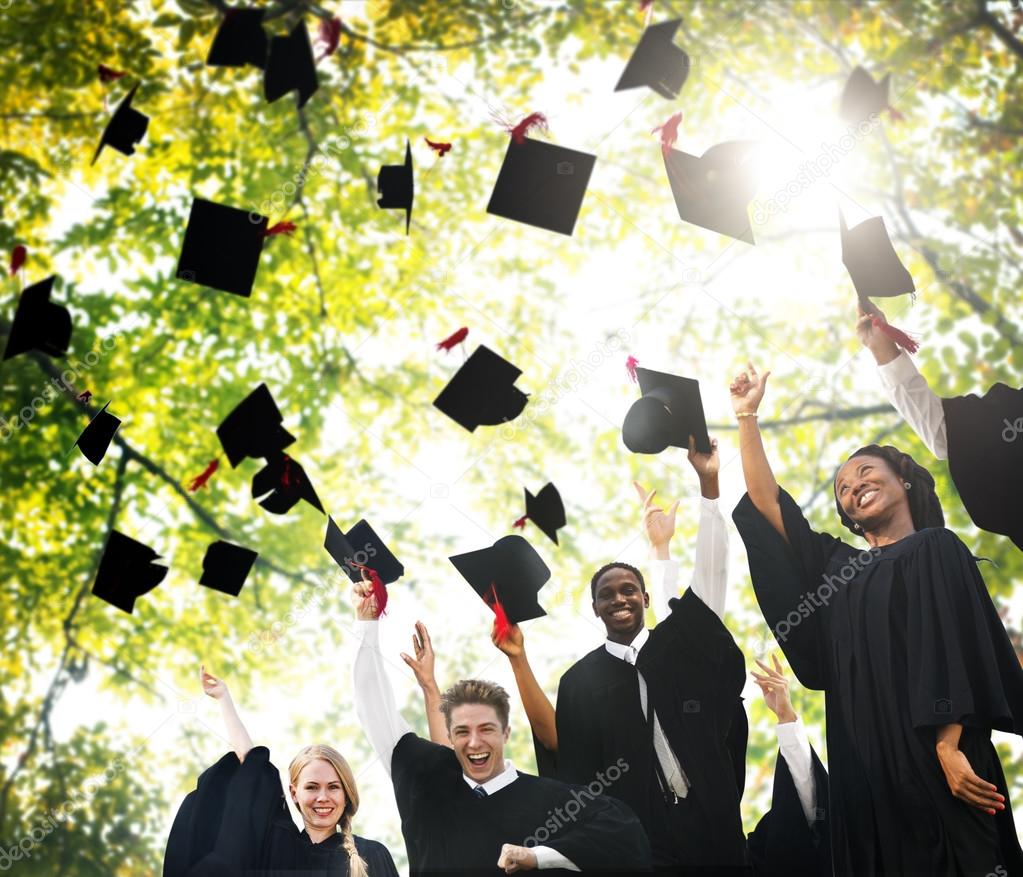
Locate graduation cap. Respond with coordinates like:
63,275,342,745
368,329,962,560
943,384,1023,551
199,540,258,596
73,401,121,465
92,530,167,614
839,66,891,125
433,344,529,432
91,83,149,165
176,198,269,298
3,275,72,361
615,18,690,99
216,383,296,468
516,483,566,545
264,20,318,108
377,140,414,235
251,452,323,515
663,141,758,244
449,534,551,627
324,516,404,584
623,367,710,455
207,7,268,68
486,137,596,236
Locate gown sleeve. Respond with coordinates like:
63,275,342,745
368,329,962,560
901,528,1023,733
354,836,401,877
550,664,604,785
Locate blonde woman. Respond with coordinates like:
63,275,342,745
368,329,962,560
163,666,399,876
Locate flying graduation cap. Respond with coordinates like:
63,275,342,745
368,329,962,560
207,7,268,68
377,140,414,235
264,19,318,108
92,83,149,165
515,482,566,545
73,401,121,465
92,530,168,614
199,540,258,596
216,383,296,467
433,344,529,432
663,141,759,244
486,137,596,236
251,452,323,515
615,18,690,99
324,516,404,584
623,367,710,455
839,66,892,125
176,198,270,298
3,275,72,361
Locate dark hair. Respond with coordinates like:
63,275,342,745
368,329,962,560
834,444,944,535
589,561,646,599
439,679,510,730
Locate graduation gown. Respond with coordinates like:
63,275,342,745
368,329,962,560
539,589,748,870
733,489,1023,876
163,746,399,877
390,732,651,875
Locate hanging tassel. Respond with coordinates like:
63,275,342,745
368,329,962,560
886,105,905,123
484,582,511,642
316,17,343,61
425,137,452,157
280,455,298,487
9,245,26,277
76,390,93,403
626,355,640,383
639,0,654,25
97,64,126,83
513,514,528,529
188,458,219,492
264,221,297,237
506,112,548,145
436,327,468,351
651,111,683,157
871,315,919,354
351,561,388,616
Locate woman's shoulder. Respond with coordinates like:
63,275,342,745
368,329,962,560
352,835,394,858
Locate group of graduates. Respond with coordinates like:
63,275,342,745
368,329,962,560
162,311,1023,876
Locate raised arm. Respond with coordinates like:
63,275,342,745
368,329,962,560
200,665,254,763
730,361,785,540
492,624,558,752
400,621,450,748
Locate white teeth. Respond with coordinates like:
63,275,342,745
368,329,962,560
858,490,877,508
467,753,488,762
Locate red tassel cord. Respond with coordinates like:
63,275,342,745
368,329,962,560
280,455,301,488
351,561,388,616
76,390,93,403
10,245,26,277
264,221,297,237
316,17,342,62
886,106,905,122
188,458,220,492
871,315,919,354
97,64,126,83
506,112,548,145
513,514,528,529
425,137,453,157
484,582,511,642
436,327,468,351
626,355,640,383
651,111,683,157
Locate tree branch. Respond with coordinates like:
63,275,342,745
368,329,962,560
977,0,1023,61
708,403,895,431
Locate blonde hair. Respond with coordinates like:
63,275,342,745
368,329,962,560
288,745,369,877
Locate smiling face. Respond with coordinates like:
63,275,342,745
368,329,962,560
290,758,346,834
592,567,649,645
834,454,911,533
448,702,510,785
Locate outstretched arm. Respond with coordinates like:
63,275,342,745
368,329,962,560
401,621,450,748
686,436,729,619
633,479,680,622
492,624,558,752
200,665,254,763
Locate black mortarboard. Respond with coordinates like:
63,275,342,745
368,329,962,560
486,137,596,236
663,140,758,244
199,540,258,596
324,516,404,584
251,452,323,515
207,7,268,68
521,483,566,545
91,83,149,165
74,402,121,465
449,534,551,625
176,198,268,298
839,66,890,125
3,275,72,361
840,212,914,301
615,18,690,99
92,529,167,614
216,383,296,467
943,384,1023,551
623,367,710,455
433,344,529,432
264,20,318,108
377,140,414,235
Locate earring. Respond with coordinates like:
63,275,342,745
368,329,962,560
903,481,912,490
853,522,862,531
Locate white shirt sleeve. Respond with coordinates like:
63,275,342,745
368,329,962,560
647,558,679,623
775,718,817,826
877,351,948,459
353,619,413,777
533,846,580,871
687,497,729,621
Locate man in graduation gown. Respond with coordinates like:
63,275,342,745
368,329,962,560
350,581,652,875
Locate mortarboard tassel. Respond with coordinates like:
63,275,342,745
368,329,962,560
626,355,640,383
871,314,919,354
9,245,26,277
507,112,548,145
316,17,343,61
351,561,388,616
264,221,297,237
97,64,126,83
652,111,683,157
77,390,93,403
188,458,220,492
513,514,528,529
436,327,468,351
281,454,297,487
886,106,905,122
425,137,452,157
484,582,511,642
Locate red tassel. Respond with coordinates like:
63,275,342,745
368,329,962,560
626,355,640,383
188,458,219,492
351,561,388,616
316,17,342,61
484,583,510,642
264,221,297,237
425,137,452,157
281,455,299,487
507,112,548,145
639,0,654,12
651,111,683,157
77,390,93,403
513,514,528,529
886,106,905,123
436,327,468,351
9,245,26,277
98,64,126,83
871,315,919,354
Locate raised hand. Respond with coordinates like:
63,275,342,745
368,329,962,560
491,621,525,659
687,435,720,492
199,664,229,700
729,361,771,415
352,570,380,621
633,480,678,556
856,301,900,365
401,621,437,689
751,655,797,724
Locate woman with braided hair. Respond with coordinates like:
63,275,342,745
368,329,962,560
163,667,398,877
729,362,1023,877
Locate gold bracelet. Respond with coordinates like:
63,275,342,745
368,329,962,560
735,412,758,419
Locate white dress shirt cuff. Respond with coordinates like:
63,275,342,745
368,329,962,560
776,718,817,826
648,558,679,623
533,846,580,871
877,348,920,388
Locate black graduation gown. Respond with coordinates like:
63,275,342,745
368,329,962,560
163,746,399,877
389,731,652,875
733,489,1023,876
538,589,748,870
